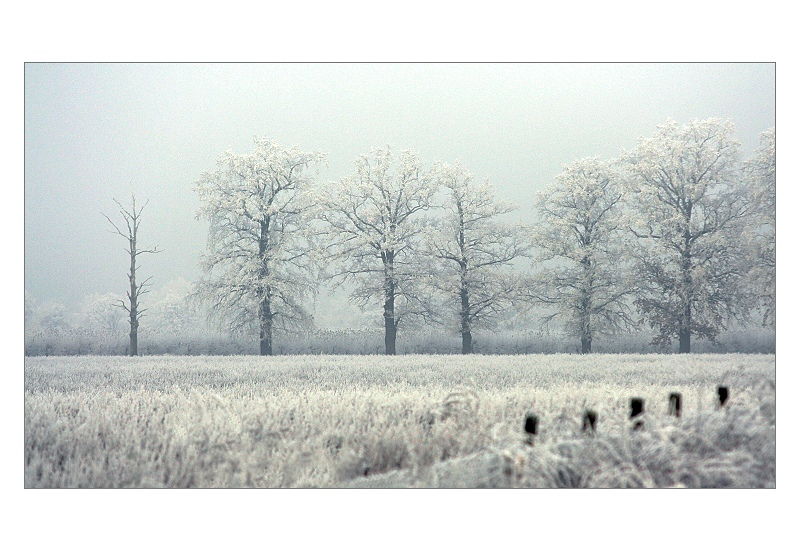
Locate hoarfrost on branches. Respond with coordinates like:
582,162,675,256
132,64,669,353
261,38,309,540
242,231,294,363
743,127,776,328
622,118,753,353
79,292,127,333
426,161,530,354
194,138,326,355
528,156,634,353
313,147,437,355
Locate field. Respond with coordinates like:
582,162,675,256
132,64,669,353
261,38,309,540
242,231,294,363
24,354,776,488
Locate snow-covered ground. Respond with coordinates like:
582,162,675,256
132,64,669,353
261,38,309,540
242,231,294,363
24,354,775,488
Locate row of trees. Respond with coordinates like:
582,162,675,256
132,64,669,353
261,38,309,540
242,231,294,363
192,141,536,356
529,120,775,354
185,118,774,356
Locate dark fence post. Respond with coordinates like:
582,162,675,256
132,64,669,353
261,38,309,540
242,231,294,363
524,412,538,446
630,398,644,430
582,410,597,434
668,392,682,417
718,386,729,408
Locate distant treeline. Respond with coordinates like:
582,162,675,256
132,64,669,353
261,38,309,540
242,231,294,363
23,327,776,357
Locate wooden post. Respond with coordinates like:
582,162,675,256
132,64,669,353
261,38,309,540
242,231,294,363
582,410,597,433
524,412,538,446
630,398,644,430
668,392,682,417
718,386,729,407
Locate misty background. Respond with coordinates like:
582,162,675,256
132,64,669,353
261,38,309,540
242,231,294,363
24,63,775,331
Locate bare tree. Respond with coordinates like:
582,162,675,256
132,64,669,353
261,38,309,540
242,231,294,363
194,138,325,355
528,157,634,353
314,147,436,355
103,194,161,356
426,162,530,354
623,118,752,353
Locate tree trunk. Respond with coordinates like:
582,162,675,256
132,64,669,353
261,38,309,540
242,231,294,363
679,226,692,354
259,297,273,356
579,310,592,354
678,329,690,353
383,279,396,355
129,235,138,357
460,284,473,354
258,218,273,356
129,314,138,356
461,330,473,355
678,302,691,354
456,204,474,355
384,288,396,355
579,255,593,354
383,253,397,355
384,313,397,355
129,330,138,356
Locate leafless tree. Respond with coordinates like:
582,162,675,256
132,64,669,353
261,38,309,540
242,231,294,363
194,138,325,355
103,194,161,356
529,157,634,353
314,147,436,355
623,118,753,353
743,127,776,328
427,162,530,354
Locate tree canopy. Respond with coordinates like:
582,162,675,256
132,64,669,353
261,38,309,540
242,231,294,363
194,138,325,355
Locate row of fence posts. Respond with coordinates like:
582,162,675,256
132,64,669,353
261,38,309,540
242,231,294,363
524,386,730,445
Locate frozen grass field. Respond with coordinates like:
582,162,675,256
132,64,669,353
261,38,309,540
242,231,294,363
24,354,775,488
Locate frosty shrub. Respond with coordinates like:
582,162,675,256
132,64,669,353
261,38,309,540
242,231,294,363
25,354,775,488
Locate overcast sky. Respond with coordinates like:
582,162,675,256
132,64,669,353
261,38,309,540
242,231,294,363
24,63,775,312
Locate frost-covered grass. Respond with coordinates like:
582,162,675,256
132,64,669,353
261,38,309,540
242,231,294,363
24,354,775,488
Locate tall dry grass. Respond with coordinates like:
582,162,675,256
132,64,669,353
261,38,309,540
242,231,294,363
24,354,775,488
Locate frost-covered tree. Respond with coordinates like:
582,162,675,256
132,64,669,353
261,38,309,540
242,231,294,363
80,292,127,333
194,138,325,355
426,162,530,354
149,278,207,337
529,157,634,353
314,147,436,355
744,127,776,327
103,194,161,356
24,291,37,329
623,118,752,353
32,300,72,331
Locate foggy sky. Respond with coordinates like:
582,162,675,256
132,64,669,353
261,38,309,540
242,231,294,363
24,63,775,312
